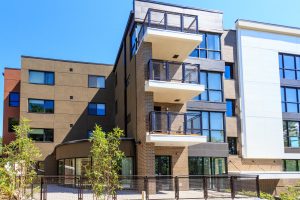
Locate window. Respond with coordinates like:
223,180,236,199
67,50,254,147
76,158,91,177
8,118,19,132
193,72,223,102
88,103,105,116
36,161,45,175
283,121,300,148
29,70,54,85
28,99,54,113
121,157,134,176
190,33,221,60
228,137,237,155
225,63,234,79
226,100,235,117
28,128,54,142
87,130,93,138
283,160,300,171
281,87,300,113
155,156,171,175
189,157,227,175
130,25,137,58
88,75,105,88
279,53,300,80
188,111,225,142
9,92,20,107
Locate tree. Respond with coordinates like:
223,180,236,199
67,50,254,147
86,125,125,200
0,118,41,200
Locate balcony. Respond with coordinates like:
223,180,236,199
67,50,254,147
137,9,202,62
146,111,207,146
145,60,205,103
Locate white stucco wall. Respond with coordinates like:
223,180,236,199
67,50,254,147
237,28,300,159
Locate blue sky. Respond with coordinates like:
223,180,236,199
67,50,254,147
0,0,300,137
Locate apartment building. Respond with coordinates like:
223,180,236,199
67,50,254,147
2,0,300,193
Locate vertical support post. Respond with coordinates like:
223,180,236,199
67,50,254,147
150,112,154,133
182,63,186,83
149,60,153,80
148,10,151,27
203,176,208,200
180,14,184,32
195,16,199,33
164,11,168,30
175,176,179,200
183,113,187,134
230,176,236,199
144,176,149,200
166,62,170,81
256,175,260,198
197,64,200,84
40,177,43,200
167,112,171,134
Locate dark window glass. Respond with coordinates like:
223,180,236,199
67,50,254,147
130,25,137,58
225,64,234,79
228,137,237,155
28,128,54,142
194,72,223,102
9,92,20,107
188,157,227,175
188,111,225,143
88,103,105,116
226,100,235,117
88,75,105,88
283,160,299,171
283,121,300,148
87,130,93,138
279,53,300,80
281,87,300,113
155,156,171,175
8,118,19,132
190,33,221,60
29,70,54,85
28,99,54,113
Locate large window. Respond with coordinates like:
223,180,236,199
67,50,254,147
194,72,223,102
228,137,237,155
29,70,54,85
28,128,54,142
190,33,221,60
226,99,235,117
28,99,54,113
283,160,300,172
9,92,20,107
283,121,300,148
88,75,105,88
279,53,300,80
188,111,225,142
189,157,227,175
88,103,105,116
281,87,300,113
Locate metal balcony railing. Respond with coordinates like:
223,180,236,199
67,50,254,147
149,111,202,135
148,59,200,84
284,136,300,148
138,9,199,46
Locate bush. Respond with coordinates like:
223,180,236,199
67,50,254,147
260,192,275,200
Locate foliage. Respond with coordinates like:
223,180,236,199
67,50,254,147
0,118,41,200
279,183,300,200
260,192,275,200
86,125,125,200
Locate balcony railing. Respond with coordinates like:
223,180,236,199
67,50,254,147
138,9,199,46
284,136,300,148
149,111,202,135
148,60,200,84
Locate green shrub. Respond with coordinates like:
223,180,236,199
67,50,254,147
260,192,275,200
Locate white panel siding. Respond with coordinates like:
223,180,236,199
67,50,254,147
237,28,300,159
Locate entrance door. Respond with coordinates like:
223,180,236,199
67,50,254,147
155,156,172,191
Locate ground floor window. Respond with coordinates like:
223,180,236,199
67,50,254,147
188,157,227,175
283,159,300,171
155,156,171,175
121,157,134,176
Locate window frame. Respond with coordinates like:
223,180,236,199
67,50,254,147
226,99,235,117
190,32,222,60
279,53,300,80
228,137,238,155
9,92,20,107
28,128,54,142
88,75,106,89
283,159,300,171
225,63,234,80
28,98,54,114
28,70,55,85
88,103,106,116
281,87,300,113
194,71,223,102
283,120,300,148
188,157,227,175
130,24,137,59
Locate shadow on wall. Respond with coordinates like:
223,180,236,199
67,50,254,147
223,30,237,62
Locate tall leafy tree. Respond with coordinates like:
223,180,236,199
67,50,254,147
86,125,124,200
0,118,41,200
